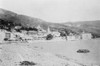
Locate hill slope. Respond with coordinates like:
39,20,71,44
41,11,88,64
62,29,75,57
0,8,100,36
0,8,80,32
63,20,100,36
0,8,50,29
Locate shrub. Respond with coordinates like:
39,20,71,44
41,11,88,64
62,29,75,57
77,49,90,53
4,38,9,41
19,61,37,66
46,34,53,40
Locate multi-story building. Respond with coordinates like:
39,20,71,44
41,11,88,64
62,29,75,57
81,33,92,40
0,30,5,43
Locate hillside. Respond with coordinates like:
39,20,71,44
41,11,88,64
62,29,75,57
0,8,69,30
0,8,100,37
0,8,80,33
0,8,50,29
63,20,100,36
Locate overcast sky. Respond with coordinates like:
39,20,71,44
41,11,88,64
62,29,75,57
0,0,100,23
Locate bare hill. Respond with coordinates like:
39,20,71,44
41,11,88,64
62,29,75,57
0,8,100,36
63,20,100,36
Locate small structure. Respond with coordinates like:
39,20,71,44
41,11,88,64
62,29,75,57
9,33,16,40
52,31,60,37
15,25,22,29
21,30,28,35
36,25,46,33
67,36,76,41
14,32,33,41
66,35,81,41
47,27,60,37
0,30,16,42
81,33,92,40
5,32,11,39
52,37,66,41
27,30,38,35
0,30,5,43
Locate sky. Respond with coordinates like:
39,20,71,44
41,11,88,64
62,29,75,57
0,0,100,23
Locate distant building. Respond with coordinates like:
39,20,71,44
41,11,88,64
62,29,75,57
5,32,11,39
35,25,48,38
51,31,60,37
81,33,92,40
0,30,5,43
36,25,46,33
14,26,22,29
11,29,17,32
47,27,60,37
24,35,33,40
21,30,28,35
0,30,16,42
74,35,81,40
66,35,81,41
66,36,76,41
13,32,34,41
27,30,38,35
5,32,16,41
52,37,66,41
9,33,16,40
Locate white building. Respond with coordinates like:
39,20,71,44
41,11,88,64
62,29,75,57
27,30,38,35
47,27,60,37
0,30,16,43
14,26,22,29
9,33,16,40
36,25,46,33
67,36,76,41
14,32,33,40
21,30,28,35
0,30,5,43
81,33,92,40
52,37,66,41
66,34,82,41
74,35,81,40
52,32,60,37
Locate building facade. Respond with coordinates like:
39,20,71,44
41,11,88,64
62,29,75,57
81,33,92,40
0,30,5,43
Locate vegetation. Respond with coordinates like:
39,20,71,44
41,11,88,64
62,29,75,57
77,49,90,53
0,19,38,32
20,27,38,31
46,34,53,40
4,38,9,41
60,32,66,37
0,8,100,39
92,34,100,38
19,61,37,66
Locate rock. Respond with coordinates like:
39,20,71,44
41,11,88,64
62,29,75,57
77,49,90,53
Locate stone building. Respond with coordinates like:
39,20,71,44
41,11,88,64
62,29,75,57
36,25,46,33
81,33,92,40
0,30,5,43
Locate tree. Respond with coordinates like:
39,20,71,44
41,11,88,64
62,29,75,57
60,32,66,37
46,34,53,40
